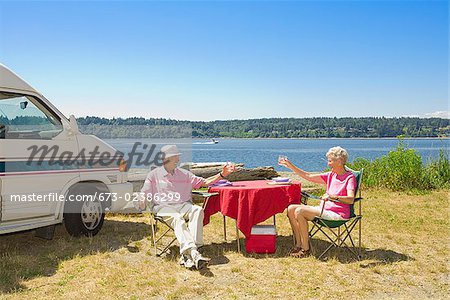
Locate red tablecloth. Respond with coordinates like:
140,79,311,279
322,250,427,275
203,180,301,238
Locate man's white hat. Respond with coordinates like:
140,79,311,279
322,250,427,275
161,145,181,158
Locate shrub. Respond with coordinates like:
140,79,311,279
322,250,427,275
348,140,450,192
423,149,450,189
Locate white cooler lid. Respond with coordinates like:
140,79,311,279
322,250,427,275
250,225,277,235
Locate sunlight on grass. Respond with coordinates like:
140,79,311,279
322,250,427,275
0,188,448,299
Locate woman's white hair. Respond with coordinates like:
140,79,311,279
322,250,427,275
326,146,349,164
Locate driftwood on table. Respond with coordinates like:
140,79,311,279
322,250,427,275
226,166,279,181
182,162,279,181
181,163,243,178
128,163,280,192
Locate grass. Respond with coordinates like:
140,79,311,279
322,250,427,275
0,186,449,299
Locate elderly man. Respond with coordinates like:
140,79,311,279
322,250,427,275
140,145,235,270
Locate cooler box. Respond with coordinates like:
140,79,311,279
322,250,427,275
245,225,277,254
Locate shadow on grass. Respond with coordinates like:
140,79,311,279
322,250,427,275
189,235,412,266
160,242,233,278
125,222,411,278
308,238,412,265
0,219,149,294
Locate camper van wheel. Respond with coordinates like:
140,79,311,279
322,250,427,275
64,189,105,237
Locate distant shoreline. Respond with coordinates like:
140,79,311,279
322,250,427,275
103,136,450,141
77,116,449,139
193,137,450,140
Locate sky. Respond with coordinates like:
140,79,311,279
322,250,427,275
0,0,448,121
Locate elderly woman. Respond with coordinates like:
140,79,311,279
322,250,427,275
279,146,356,258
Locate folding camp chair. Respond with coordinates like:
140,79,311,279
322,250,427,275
301,168,364,260
149,191,218,256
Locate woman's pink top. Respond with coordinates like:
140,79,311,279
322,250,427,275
320,171,357,219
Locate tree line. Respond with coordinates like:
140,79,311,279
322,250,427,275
75,116,450,138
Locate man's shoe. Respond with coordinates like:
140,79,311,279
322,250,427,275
179,254,195,270
184,256,195,270
191,250,210,270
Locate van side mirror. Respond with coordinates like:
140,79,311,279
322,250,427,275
20,101,28,110
68,115,80,135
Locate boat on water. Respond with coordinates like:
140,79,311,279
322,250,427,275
193,139,219,145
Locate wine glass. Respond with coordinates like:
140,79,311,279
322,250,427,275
226,161,236,172
278,155,287,165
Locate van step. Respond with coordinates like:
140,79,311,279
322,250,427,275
35,225,56,240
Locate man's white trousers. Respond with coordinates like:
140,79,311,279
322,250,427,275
153,202,204,254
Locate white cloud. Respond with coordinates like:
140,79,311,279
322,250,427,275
424,111,450,119
401,114,420,118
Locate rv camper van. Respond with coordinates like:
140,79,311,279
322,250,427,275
0,64,133,237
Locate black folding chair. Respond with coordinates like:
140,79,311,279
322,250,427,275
150,191,218,256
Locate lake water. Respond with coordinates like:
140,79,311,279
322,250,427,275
104,138,449,172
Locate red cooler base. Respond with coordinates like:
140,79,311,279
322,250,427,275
245,225,277,254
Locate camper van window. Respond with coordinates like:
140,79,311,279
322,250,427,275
0,92,63,139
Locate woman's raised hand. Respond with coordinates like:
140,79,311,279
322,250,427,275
278,155,292,169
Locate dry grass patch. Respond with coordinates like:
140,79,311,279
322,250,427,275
0,188,448,299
